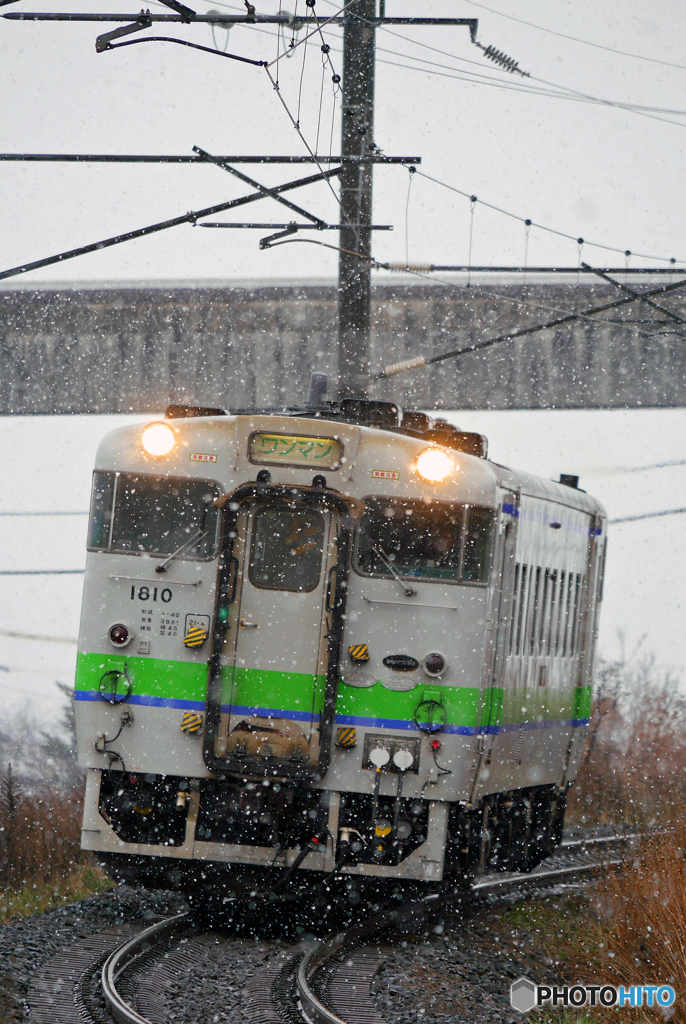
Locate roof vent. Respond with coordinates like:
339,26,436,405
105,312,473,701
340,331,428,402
559,474,579,489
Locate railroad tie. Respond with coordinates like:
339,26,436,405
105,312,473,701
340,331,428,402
326,948,386,1024
244,950,304,1024
27,924,139,1024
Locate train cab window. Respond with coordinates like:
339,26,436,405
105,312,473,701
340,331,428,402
88,471,220,559
461,507,493,583
249,505,325,593
355,498,493,585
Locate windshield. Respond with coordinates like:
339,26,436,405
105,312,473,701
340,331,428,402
88,471,220,559
355,497,493,584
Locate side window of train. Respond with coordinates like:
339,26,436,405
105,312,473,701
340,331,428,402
87,471,221,559
355,497,494,585
248,505,325,593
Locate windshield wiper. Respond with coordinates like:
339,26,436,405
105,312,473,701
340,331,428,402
155,528,209,574
370,542,417,597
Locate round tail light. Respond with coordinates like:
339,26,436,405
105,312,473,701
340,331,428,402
423,652,446,677
109,623,131,647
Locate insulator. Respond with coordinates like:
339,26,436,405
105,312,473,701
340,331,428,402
383,356,427,377
386,262,433,272
478,43,527,76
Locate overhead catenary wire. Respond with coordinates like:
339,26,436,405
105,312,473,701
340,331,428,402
0,628,77,644
267,0,360,67
0,510,87,516
411,169,686,266
0,570,85,575
370,274,686,381
610,508,686,524
314,0,686,126
465,1,686,74
263,64,346,218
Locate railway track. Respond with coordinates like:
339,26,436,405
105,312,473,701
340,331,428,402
27,832,638,1024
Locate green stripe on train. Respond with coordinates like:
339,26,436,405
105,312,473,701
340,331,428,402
75,651,207,702
335,682,485,727
75,651,591,726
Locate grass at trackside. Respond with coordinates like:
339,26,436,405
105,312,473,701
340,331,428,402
0,864,114,924
501,892,602,982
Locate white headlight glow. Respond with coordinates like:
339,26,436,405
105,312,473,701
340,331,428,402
141,422,175,457
416,447,453,483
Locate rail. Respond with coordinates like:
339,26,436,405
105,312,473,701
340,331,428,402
100,911,190,1024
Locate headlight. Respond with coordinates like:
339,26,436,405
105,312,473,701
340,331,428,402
416,447,452,482
141,422,175,457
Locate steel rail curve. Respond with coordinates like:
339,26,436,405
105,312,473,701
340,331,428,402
100,911,191,1024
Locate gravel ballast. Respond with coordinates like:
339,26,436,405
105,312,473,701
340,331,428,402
0,885,584,1024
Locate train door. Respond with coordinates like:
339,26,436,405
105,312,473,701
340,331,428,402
204,488,354,780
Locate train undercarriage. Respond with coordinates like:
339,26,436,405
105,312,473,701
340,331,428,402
94,769,567,907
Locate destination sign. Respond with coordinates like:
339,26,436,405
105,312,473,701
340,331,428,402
249,432,342,470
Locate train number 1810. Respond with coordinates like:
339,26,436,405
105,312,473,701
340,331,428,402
131,585,172,603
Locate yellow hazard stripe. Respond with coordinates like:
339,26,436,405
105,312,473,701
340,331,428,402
336,727,357,747
181,711,203,732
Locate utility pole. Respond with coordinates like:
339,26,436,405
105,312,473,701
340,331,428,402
337,0,376,399
336,6,477,400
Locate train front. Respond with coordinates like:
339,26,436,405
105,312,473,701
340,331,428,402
74,407,501,899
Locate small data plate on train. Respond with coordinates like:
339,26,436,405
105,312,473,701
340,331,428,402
249,432,342,470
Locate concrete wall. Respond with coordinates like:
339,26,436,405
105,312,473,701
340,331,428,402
1,280,684,413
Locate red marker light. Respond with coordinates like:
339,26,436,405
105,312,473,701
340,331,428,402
108,623,131,647
431,739,442,751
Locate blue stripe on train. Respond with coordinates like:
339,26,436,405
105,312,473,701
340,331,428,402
74,691,206,711
75,692,589,733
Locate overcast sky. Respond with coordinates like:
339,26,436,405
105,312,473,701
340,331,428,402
2,0,686,283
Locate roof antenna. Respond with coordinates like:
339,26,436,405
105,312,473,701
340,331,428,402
307,372,328,408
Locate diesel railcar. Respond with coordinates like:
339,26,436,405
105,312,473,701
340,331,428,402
75,386,606,903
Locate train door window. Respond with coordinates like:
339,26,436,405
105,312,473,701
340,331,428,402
88,471,220,559
461,506,493,583
508,563,521,655
249,505,325,593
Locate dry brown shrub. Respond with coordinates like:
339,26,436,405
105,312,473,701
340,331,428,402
0,763,88,901
568,656,686,829
584,826,686,1022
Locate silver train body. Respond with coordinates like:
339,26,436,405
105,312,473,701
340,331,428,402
74,399,606,898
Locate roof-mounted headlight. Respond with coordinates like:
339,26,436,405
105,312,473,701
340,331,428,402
141,422,175,457
416,447,453,483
